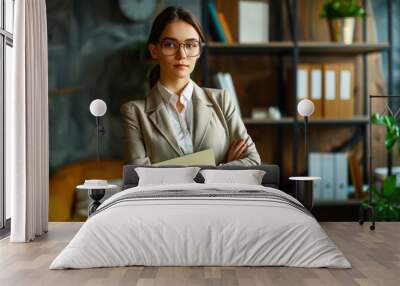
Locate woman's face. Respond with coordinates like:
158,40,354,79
149,20,201,81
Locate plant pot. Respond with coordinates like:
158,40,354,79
327,17,355,44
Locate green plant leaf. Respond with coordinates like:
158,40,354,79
384,175,397,198
371,113,385,124
371,187,382,201
383,115,396,129
320,0,366,19
384,132,397,150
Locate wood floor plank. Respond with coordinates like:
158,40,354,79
0,222,399,286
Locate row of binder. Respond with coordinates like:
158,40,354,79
309,152,349,201
293,63,355,119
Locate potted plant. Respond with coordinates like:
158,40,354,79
363,113,400,220
320,0,366,44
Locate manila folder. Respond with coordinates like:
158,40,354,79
153,149,216,166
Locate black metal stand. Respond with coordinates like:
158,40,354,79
358,202,375,231
88,189,106,216
358,94,376,231
290,178,314,211
304,116,309,171
95,117,105,161
293,180,314,210
359,95,400,231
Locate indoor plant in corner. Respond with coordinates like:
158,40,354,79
320,0,366,44
364,113,400,220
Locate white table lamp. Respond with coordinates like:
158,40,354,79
89,99,107,160
297,99,315,171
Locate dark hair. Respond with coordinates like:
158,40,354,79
147,6,206,89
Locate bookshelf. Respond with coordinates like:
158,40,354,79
243,116,370,126
207,41,390,55
200,0,394,208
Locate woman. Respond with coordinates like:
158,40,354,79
121,6,260,166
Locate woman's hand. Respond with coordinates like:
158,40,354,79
226,139,248,163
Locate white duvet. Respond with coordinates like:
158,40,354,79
50,183,351,269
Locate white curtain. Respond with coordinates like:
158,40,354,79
6,0,49,242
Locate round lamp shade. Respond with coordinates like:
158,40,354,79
90,99,107,117
297,99,315,117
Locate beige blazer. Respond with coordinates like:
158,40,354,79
120,82,261,166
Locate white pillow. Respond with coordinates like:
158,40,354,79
200,169,266,185
135,167,200,186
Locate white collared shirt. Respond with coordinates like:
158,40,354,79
157,80,194,155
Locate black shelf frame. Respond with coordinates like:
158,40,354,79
206,41,390,55
243,116,370,126
200,0,394,201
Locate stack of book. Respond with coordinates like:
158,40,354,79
290,63,355,119
207,1,234,43
309,152,349,201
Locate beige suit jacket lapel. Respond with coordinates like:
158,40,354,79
192,83,214,151
145,86,183,156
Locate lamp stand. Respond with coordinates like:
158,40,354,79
95,117,105,161
304,116,309,172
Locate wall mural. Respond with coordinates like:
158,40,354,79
47,0,398,176
47,0,201,174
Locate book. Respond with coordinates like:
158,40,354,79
207,1,227,42
239,0,269,43
153,149,216,166
348,151,363,199
218,12,234,43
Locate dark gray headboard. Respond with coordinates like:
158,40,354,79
122,164,280,190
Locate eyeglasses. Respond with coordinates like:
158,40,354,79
158,39,205,57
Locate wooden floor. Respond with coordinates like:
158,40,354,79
0,222,399,286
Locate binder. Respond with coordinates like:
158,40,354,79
334,153,348,200
338,63,355,118
311,152,349,201
309,153,323,201
323,64,340,119
321,153,335,200
287,64,309,117
309,64,323,118
297,64,309,101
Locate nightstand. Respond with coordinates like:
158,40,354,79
289,176,321,210
76,180,117,216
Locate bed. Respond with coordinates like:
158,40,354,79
50,164,351,269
